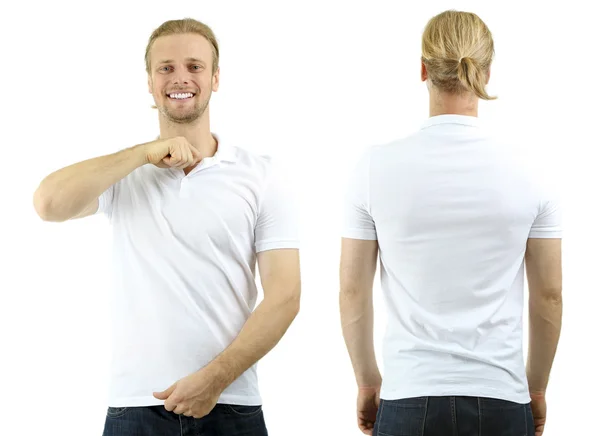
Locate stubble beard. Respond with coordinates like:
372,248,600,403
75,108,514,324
159,90,211,124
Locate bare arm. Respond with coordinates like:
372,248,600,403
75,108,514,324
339,238,381,388
33,137,201,222
33,145,148,222
204,249,301,389
525,238,563,395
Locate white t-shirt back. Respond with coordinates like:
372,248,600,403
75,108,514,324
342,115,562,404
97,137,300,407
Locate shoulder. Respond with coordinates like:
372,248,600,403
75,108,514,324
355,133,423,168
227,145,280,180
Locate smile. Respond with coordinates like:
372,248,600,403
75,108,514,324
167,92,196,100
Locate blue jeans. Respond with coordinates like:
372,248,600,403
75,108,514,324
102,404,268,436
373,396,534,436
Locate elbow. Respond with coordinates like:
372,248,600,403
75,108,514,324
292,294,301,317
33,187,52,221
530,289,563,308
33,187,64,222
547,292,563,305
264,281,301,319
283,283,301,318
340,285,368,301
288,287,301,317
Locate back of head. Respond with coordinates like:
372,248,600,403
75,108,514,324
422,10,496,100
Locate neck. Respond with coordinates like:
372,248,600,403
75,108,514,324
158,109,217,160
429,89,479,117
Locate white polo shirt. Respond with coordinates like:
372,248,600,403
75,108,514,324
342,115,562,404
96,137,300,407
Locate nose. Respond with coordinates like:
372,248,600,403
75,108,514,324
173,77,189,86
172,66,191,86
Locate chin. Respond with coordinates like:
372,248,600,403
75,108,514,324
163,109,203,124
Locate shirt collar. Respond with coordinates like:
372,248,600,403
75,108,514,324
421,114,480,130
154,133,238,163
212,134,237,163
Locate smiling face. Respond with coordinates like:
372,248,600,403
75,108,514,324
147,33,220,124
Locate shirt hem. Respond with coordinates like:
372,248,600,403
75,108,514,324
255,240,300,252
380,387,531,404
108,393,263,408
341,230,377,240
528,231,562,238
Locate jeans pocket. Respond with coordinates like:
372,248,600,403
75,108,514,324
480,398,528,436
525,404,535,436
224,404,263,417
375,398,428,436
106,407,130,418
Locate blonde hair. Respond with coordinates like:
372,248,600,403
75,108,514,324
145,18,219,74
422,10,496,100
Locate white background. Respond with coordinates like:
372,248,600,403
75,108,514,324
1,0,597,435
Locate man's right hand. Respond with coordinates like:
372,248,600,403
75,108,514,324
356,386,380,435
33,136,203,222
530,392,547,436
143,136,202,169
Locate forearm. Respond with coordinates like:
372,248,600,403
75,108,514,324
340,290,381,387
526,294,563,394
206,293,300,390
33,144,148,221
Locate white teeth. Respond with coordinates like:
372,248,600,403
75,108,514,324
169,92,194,99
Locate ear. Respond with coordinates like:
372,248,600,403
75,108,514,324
212,67,220,92
485,68,491,85
148,75,153,94
421,60,428,82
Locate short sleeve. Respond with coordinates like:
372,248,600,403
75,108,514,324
528,194,562,238
528,175,562,238
254,164,301,253
341,151,377,240
96,184,115,216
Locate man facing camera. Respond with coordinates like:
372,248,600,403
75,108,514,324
34,18,301,436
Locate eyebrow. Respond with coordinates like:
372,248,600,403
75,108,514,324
157,58,205,65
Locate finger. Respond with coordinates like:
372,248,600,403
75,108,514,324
153,384,176,400
189,145,203,163
162,156,175,167
172,146,185,168
173,404,187,415
358,424,372,435
189,147,197,165
175,146,192,168
169,149,182,166
165,156,185,169
357,420,369,432
164,400,177,412
184,148,194,167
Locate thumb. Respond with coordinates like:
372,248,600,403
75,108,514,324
190,147,203,163
161,156,175,167
153,383,176,400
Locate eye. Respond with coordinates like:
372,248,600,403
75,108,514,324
191,65,203,70
159,66,171,72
